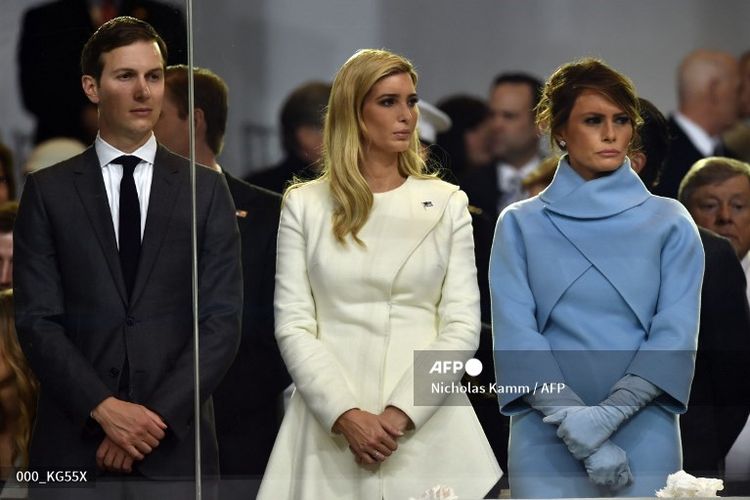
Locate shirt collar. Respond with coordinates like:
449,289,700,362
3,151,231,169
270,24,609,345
95,133,158,168
498,156,541,178
497,156,542,192
674,112,719,157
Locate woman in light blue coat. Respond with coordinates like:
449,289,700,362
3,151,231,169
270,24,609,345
491,58,704,498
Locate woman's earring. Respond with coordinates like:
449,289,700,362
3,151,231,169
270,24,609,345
559,140,567,149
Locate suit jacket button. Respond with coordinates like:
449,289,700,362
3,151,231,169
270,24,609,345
126,317,135,327
110,367,120,378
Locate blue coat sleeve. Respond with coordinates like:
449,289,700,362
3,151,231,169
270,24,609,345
491,207,571,415
624,208,703,413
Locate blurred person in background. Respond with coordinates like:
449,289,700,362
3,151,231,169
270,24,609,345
655,49,740,198
246,81,331,193
462,73,544,218
0,144,17,204
435,95,493,180
0,203,17,292
635,97,750,484
18,0,187,145
724,50,750,162
154,64,290,500
0,289,38,498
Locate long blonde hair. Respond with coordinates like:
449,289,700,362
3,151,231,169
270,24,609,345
290,49,432,245
0,290,38,468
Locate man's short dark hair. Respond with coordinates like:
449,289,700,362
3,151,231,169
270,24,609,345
0,202,18,234
280,81,331,156
164,65,228,156
491,72,544,109
81,16,167,82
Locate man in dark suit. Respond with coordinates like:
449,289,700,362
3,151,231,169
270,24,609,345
154,65,290,499
14,17,241,499
458,73,545,493
461,73,543,220
633,98,750,481
655,49,741,198
684,227,750,480
18,0,187,145
724,50,750,163
678,157,750,491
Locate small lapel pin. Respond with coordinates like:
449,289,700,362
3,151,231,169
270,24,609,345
422,201,434,209
236,209,248,218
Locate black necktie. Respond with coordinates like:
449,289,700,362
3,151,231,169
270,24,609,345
116,155,141,298
713,141,727,157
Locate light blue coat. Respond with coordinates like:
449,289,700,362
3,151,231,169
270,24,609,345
491,158,704,497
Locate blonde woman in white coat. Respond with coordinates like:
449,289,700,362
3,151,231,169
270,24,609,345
257,49,501,500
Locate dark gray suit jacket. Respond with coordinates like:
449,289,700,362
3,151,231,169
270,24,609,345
681,228,750,477
213,172,290,480
655,116,737,199
14,145,242,479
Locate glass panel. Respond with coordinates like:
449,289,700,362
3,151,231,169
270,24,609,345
8,0,199,496
186,2,293,497
7,2,750,499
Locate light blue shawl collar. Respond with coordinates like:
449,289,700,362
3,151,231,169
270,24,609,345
540,156,651,219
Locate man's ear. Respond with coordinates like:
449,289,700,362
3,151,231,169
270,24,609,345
82,75,100,104
194,108,207,139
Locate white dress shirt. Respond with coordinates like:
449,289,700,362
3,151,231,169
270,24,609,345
673,112,721,157
95,134,155,248
496,156,541,212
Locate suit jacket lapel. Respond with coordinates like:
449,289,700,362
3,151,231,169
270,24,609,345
130,147,183,304
73,148,128,306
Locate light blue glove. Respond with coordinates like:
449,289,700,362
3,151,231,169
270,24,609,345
544,374,662,459
522,384,585,417
583,440,633,491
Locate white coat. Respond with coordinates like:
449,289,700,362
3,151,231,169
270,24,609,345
258,176,501,500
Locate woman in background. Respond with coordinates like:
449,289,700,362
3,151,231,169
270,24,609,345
0,290,38,498
259,48,501,500
491,58,703,497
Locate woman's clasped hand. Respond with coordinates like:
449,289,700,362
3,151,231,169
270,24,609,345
334,407,412,465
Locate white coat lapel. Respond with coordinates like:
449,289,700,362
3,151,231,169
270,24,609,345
382,178,458,291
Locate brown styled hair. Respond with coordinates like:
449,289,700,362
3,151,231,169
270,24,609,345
0,290,38,468
536,58,643,152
